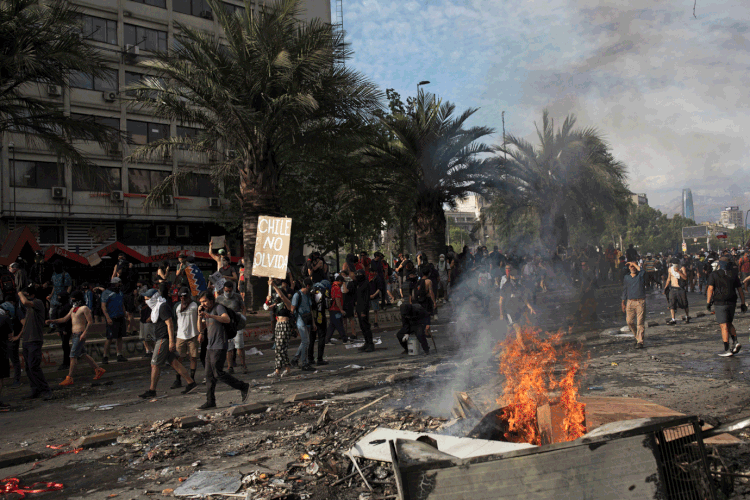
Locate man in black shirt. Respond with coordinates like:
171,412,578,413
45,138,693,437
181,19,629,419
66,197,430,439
708,260,746,357
13,286,52,400
138,284,197,398
354,270,374,352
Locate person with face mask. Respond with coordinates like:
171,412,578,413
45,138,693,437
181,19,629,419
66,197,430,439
216,281,246,374
290,278,314,371
308,282,328,365
139,284,197,399
709,259,746,357
665,259,690,325
101,277,128,364
48,291,105,386
172,287,200,389
437,254,451,303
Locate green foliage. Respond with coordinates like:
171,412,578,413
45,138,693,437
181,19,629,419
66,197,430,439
600,205,697,253
0,0,119,183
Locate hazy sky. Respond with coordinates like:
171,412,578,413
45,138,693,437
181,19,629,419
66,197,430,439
341,0,750,207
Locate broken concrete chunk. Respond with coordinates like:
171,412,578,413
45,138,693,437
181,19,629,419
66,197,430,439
71,430,121,449
284,392,322,403
229,403,269,417
178,416,207,429
342,381,375,394
0,450,43,468
386,372,415,384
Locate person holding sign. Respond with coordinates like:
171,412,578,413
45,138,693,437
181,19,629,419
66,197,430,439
265,278,293,378
209,239,238,284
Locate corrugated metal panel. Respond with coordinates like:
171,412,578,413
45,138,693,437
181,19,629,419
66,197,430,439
65,220,117,253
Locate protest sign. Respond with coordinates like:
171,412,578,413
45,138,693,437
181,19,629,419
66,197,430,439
251,216,292,279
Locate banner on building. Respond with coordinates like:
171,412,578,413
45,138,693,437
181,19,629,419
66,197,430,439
251,216,292,279
716,232,728,239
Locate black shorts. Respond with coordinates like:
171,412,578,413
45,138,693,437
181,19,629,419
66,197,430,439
106,317,126,340
714,304,736,325
669,288,688,310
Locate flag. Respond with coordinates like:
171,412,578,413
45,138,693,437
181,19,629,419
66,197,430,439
184,263,208,296
716,232,728,239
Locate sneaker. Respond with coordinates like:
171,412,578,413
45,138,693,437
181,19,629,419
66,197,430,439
300,364,315,372
227,366,234,374
116,354,128,363
240,383,249,403
733,343,742,354
139,389,157,399
102,357,109,365
685,316,691,324
359,344,375,353
719,351,734,357
42,391,53,401
182,382,198,395
93,368,106,381
667,319,677,326
201,378,207,385
170,379,183,390
198,401,216,410
316,359,329,366
280,368,291,378
328,339,340,344
267,371,280,378
59,376,74,386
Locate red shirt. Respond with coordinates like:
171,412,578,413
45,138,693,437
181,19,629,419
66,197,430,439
330,283,343,312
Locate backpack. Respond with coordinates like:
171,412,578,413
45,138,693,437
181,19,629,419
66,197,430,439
223,307,240,337
0,272,16,298
711,270,736,303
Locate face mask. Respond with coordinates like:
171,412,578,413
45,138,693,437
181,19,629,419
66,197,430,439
440,258,445,262
224,291,233,299
73,300,83,307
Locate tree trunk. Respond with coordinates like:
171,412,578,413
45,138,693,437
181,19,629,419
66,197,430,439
414,201,447,264
242,185,281,312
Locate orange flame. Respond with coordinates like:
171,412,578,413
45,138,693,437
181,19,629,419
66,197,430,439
496,326,586,445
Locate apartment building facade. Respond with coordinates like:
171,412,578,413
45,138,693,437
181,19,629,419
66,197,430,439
0,0,330,257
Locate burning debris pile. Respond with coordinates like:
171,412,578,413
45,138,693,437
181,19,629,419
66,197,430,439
495,326,587,445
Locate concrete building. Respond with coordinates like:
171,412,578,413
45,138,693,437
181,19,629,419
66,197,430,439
446,194,494,245
719,206,743,229
0,0,330,257
682,189,695,221
630,193,648,207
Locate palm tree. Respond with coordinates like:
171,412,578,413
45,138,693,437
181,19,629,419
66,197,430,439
363,91,496,263
126,0,381,308
493,111,631,252
0,0,118,176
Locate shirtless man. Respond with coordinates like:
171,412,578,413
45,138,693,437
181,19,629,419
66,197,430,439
48,291,105,386
666,260,690,325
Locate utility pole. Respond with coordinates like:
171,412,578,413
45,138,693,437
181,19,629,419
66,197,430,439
501,111,507,162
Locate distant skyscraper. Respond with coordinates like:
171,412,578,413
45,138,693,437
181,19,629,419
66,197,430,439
682,189,695,221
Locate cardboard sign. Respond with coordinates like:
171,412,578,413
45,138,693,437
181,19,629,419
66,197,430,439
251,216,291,279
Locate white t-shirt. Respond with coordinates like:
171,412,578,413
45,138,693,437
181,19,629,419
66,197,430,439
174,301,199,340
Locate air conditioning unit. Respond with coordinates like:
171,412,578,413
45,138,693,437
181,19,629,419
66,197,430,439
161,194,174,206
124,44,140,59
199,10,213,19
111,190,124,202
176,225,189,238
208,197,221,209
102,91,118,102
47,84,62,96
156,225,170,237
51,186,67,199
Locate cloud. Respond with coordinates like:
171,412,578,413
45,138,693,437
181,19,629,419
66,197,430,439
344,0,750,211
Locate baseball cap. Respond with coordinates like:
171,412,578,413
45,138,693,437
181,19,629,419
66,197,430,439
8,263,18,269
142,288,158,298
179,286,190,297
110,277,122,284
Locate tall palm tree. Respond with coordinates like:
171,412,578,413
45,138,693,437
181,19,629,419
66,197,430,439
126,0,381,307
0,0,118,175
363,91,496,263
494,111,631,252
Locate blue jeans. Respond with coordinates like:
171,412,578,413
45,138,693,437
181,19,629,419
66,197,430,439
294,322,310,366
325,312,347,343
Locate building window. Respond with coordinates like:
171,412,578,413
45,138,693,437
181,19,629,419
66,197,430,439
124,24,168,52
11,161,64,189
38,225,64,245
81,15,118,45
124,71,166,97
129,0,167,8
173,0,213,18
73,167,122,192
70,69,118,91
179,173,218,197
223,2,246,15
127,120,169,145
128,168,170,194
70,114,120,139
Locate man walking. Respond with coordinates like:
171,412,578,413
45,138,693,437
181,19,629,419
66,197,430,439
707,260,746,357
666,260,690,325
290,278,314,371
49,291,106,386
216,281,247,374
197,291,249,410
354,270,375,352
171,287,200,389
13,286,52,400
101,277,128,364
622,260,647,349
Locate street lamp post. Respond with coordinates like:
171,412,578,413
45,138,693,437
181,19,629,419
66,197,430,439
417,80,430,96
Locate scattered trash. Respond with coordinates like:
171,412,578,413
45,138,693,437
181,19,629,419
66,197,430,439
345,338,383,349
342,364,365,370
611,362,618,367
587,386,605,391
246,347,263,356
173,471,241,497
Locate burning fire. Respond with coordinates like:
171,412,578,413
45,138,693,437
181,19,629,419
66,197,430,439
496,326,586,445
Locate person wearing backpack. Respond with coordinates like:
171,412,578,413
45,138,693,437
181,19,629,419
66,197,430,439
216,281,246,375
708,259,746,357
412,267,436,337
290,279,314,371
